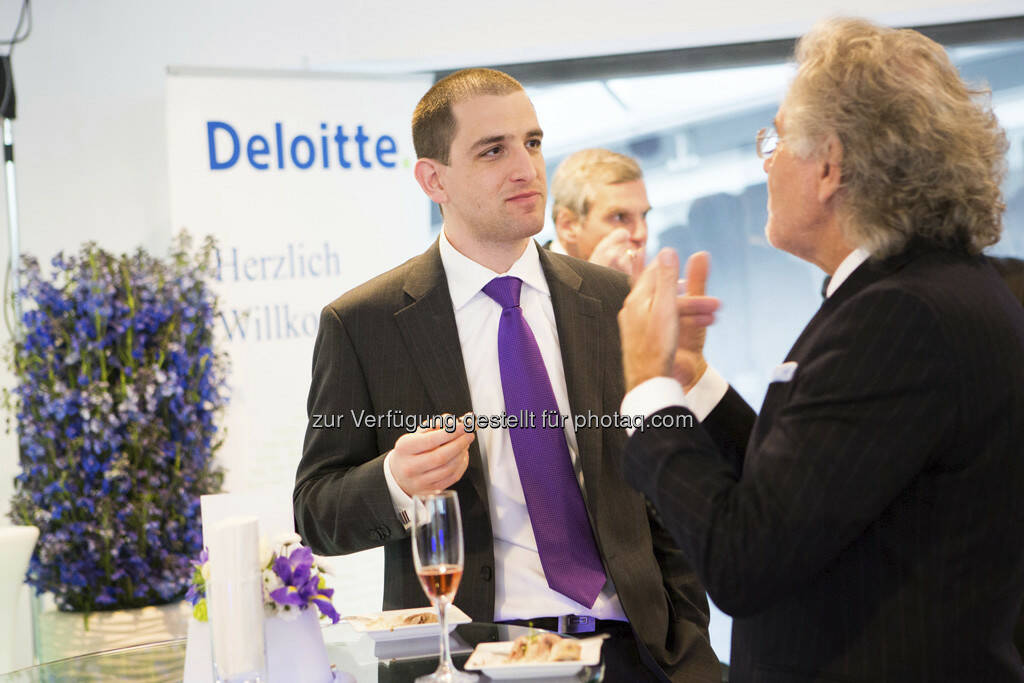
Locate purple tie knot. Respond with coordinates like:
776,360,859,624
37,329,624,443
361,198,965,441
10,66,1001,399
482,276,523,310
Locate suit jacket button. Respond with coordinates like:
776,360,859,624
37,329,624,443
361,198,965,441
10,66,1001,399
480,565,493,581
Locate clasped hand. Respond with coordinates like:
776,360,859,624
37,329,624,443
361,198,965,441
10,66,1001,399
389,416,475,498
589,228,645,283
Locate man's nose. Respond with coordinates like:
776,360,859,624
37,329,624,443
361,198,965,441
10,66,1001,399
509,146,539,182
631,218,648,247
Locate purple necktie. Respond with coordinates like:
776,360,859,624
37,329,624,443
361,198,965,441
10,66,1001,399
482,276,607,608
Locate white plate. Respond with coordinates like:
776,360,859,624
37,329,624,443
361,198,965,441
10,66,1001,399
464,637,603,679
343,606,471,642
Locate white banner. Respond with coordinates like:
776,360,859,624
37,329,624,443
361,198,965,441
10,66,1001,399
166,68,431,490
166,69,433,615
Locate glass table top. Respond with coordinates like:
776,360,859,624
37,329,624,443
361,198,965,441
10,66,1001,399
0,623,604,682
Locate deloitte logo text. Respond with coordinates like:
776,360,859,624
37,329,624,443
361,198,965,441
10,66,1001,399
206,121,401,171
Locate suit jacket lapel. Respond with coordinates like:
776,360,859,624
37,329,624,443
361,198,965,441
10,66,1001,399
787,247,916,363
757,246,922,443
538,248,606,508
393,241,488,507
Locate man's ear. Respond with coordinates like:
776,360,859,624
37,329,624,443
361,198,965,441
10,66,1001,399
554,207,582,253
414,158,448,205
818,133,843,204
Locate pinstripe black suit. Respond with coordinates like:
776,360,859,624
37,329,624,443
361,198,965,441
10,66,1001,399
992,256,1024,305
624,245,1024,682
294,239,721,682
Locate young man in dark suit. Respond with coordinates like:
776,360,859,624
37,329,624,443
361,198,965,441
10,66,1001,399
294,68,720,682
617,18,1024,683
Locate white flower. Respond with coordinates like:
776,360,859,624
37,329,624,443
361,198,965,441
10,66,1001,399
262,567,284,597
259,537,273,568
271,531,302,548
313,555,333,577
276,603,300,622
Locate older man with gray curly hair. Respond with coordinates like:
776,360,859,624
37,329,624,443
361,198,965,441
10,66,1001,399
617,17,1024,682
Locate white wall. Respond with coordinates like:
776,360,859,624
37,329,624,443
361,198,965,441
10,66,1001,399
0,0,1017,528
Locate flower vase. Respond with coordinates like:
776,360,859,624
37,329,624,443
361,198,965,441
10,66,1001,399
265,608,332,683
36,599,192,663
183,609,333,683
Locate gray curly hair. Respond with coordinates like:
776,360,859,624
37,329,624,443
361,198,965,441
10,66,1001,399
784,18,1008,257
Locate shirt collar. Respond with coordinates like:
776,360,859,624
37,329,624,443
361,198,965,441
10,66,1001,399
549,239,569,256
825,247,870,298
438,227,550,311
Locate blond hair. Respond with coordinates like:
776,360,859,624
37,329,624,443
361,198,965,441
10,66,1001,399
551,148,644,223
785,17,1007,256
412,68,523,165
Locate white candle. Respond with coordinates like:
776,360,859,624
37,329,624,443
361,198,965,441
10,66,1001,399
206,516,266,682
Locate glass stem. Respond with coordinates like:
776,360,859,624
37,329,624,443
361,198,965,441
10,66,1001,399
437,597,453,672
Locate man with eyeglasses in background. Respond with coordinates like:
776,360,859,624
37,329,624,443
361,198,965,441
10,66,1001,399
616,17,1024,682
548,148,650,282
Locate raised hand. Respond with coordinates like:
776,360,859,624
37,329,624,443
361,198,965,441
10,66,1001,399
673,251,719,391
618,249,682,391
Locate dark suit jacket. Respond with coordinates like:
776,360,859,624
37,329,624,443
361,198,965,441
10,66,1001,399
294,240,721,682
624,245,1024,682
991,256,1024,662
992,256,1024,305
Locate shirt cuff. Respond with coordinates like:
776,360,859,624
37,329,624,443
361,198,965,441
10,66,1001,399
619,367,730,436
684,365,729,422
382,450,414,529
621,377,687,437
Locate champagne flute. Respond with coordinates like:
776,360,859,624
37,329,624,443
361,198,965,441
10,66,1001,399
411,490,478,683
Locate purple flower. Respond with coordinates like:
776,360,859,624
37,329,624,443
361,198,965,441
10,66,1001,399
271,546,314,585
192,548,209,569
260,544,340,623
312,590,341,624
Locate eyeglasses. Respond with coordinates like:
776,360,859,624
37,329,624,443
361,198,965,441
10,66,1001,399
756,126,780,159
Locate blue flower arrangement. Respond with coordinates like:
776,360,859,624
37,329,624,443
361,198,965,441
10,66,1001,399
5,232,228,613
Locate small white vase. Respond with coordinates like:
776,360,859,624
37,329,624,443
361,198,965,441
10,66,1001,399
184,608,333,683
265,609,332,683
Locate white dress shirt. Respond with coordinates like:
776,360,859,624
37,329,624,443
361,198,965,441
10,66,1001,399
384,230,626,622
621,248,872,429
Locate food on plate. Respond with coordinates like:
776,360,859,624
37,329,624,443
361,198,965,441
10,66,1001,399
550,639,582,661
401,611,438,625
507,633,581,662
355,610,439,630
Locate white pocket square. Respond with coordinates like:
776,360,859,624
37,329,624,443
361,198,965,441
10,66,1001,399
770,361,798,383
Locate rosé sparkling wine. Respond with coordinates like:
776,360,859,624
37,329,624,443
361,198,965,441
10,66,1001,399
417,564,464,603
412,490,477,683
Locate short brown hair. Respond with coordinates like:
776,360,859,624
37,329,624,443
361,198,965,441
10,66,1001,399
412,68,524,165
550,148,644,223
785,18,1007,257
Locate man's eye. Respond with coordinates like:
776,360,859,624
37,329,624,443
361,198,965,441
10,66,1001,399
527,139,542,149
483,146,501,157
